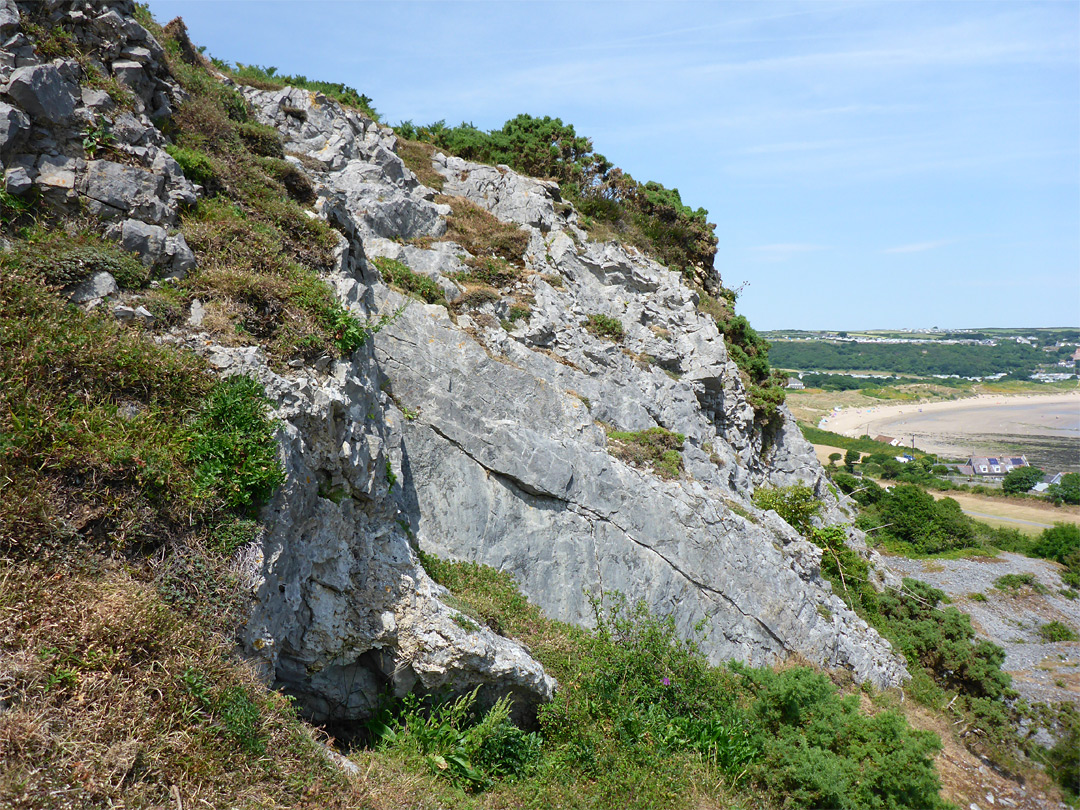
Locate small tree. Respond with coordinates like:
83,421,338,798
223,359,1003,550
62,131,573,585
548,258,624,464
828,452,842,469
843,449,860,472
1002,466,1044,495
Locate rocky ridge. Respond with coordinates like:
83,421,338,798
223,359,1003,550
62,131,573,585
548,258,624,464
2,0,908,731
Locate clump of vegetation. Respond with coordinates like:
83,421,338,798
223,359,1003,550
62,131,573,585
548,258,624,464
367,689,542,791
751,483,822,534
993,573,1048,594
370,256,446,305
7,226,150,290
606,427,684,479
1038,621,1079,643
395,137,445,190
424,194,531,267
396,115,717,278
223,62,379,120
408,555,949,809
461,255,521,287
584,313,625,342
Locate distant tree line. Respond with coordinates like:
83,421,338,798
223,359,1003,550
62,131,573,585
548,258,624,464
770,340,1050,378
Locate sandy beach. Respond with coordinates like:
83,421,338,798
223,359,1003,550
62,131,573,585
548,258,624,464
821,392,1080,468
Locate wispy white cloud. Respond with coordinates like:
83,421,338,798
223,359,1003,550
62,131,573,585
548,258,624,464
883,239,956,254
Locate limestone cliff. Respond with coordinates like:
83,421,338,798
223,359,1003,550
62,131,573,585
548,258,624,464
1,0,906,733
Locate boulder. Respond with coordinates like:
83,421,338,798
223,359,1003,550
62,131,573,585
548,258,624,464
66,271,117,305
5,62,77,125
4,165,30,195
120,218,167,266
80,159,168,222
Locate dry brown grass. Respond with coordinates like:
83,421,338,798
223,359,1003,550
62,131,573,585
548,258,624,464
429,195,530,266
395,138,445,191
0,560,383,809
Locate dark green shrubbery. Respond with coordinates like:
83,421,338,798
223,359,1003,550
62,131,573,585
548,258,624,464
853,483,976,554
395,115,717,281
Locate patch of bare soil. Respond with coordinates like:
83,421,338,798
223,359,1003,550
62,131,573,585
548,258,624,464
904,705,1069,810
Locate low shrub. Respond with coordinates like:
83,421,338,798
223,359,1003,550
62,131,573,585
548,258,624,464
752,484,822,535
994,573,1047,594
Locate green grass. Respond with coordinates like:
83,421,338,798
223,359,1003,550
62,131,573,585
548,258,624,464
371,256,447,305
994,573,1048,594
1038,621,1079,643
606,426,684,479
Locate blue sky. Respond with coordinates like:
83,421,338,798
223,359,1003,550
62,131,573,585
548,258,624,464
144,1,1079,331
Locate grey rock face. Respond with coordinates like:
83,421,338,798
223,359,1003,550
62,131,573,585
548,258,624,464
6,62,77,124
208,340,556,727
120,217,166,265
0,0,18,38
80,159,168,222
237,82,909,689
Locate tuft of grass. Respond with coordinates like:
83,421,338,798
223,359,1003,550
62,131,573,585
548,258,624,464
994,573,1048,594
370,256,446,305
458,255,521,288
606,426,685,479
1039,621,1079,643
425,194,529,267
584,313,625,342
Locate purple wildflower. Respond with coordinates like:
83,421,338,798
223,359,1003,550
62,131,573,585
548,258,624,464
661,677,670,686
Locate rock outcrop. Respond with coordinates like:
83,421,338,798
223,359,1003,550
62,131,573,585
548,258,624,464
239,84,907,689
3,0,909,734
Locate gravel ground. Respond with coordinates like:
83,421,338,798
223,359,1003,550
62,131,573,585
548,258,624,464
884,552,1080,707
